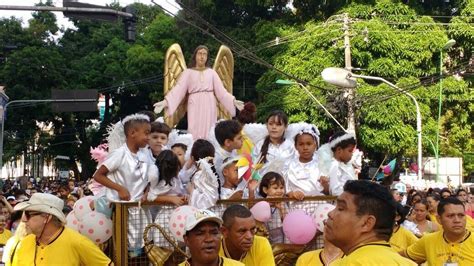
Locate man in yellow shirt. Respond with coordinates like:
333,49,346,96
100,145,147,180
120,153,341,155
402,197,474,265
0,215,12,246
325,180,416,265
12,193,111,266
219,205,275,266
180,209,243,266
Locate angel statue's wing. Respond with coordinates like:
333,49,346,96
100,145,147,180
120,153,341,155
213,45,234,120
164,43,187,128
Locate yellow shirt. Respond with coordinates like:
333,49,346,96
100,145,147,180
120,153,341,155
389,226,418,253
219,235,275,266
466,215,474,232
429,213,442,228
13,227,111,266
296,249,343,266
406,230,474,265
178,256,244,266
333,241,416,266
0,229,12,245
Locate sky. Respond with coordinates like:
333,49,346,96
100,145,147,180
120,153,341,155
0,0,180,30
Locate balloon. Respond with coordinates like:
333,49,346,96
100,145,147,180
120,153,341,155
94,196,113,218
250,201,271,222
73,196,95,220
312,203,336,233
78,211,113,244
283,210,317,245
169,205,198,242
66,211,80,231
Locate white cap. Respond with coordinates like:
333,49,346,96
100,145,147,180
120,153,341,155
220,156,249,179
184,209,223,233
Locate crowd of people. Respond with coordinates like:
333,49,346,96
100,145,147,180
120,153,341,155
0,104,473,265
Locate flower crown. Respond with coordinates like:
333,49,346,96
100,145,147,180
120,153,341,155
329,133,356,148
297,124,320,145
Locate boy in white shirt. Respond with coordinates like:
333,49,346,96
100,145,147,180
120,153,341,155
93,113,157,257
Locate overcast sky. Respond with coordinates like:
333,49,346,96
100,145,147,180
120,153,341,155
0,0,179,30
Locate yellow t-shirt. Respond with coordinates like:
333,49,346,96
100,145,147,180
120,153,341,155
13,227,111,266
406,230,474,265
466,215,474,232
429,213,442,228
296,249,343,266
0,229,12,245
389,226,418,253
178,256,244,266
219,235,275,266
333,241,416,266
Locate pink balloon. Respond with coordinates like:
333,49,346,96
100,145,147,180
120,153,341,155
66,211,80,231
78,211,113,244
283,210,317,245
250,201,271,222
169,205,198,242
312,203,335,233
73,196,95,220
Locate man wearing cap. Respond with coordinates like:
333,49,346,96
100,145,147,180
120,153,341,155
12,193,112,265
181,209,243,266
219,205,275,266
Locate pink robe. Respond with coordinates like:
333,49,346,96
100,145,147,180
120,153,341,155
165,68,236,140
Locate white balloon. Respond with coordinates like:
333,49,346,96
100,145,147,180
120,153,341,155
66,211,80,231
78,211,113,244
73,196,95,220
168,205,198,242
313,203,336,233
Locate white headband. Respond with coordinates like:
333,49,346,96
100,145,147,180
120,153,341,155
122,113,150,124
297,125,320,145
329,133,356,148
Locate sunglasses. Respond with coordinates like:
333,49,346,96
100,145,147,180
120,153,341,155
24,211,44,220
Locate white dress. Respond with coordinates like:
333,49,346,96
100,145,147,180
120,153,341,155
283,156,324,196
189,159,219,209
252,138,296,175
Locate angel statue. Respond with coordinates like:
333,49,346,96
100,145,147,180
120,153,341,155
154,44,244,140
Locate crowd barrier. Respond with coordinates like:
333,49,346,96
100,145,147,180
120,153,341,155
111,196,337,265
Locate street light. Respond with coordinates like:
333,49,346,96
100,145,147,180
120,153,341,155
275,79,347,132
321,67,423,180
437,39,456,182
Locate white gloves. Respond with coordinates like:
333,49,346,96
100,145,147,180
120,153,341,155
153,100,167,114
234,99,244,111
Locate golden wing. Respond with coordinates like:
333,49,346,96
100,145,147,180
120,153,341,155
212,45,234,120
164,43,187,128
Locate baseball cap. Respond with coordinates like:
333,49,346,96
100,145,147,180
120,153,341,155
14,193,66,224
184,209,223,233
220,156,249,179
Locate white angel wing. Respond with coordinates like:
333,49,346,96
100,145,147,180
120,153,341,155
106,121,126,153
207,122,224,151
242,123,267,145
316,143,334,176
190,158,219,209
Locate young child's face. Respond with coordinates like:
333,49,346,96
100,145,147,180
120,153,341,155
172,146,186,167
334,144,355,164
226,132,243,150
295,134,317,161
223,163,239,187
266,116,286,141
132,123,151,148
149,132,169,155
263,181,285,198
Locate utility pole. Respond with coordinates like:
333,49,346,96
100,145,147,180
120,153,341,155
343,13,356,134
